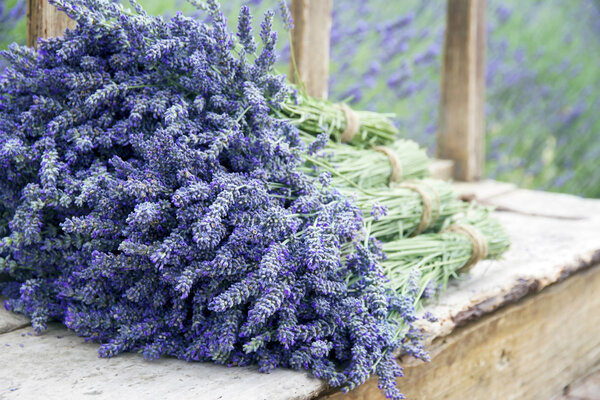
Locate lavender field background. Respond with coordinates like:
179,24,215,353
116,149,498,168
2,0,600,197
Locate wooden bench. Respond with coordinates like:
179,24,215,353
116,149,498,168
2,182,599,399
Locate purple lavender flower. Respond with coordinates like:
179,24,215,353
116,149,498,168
0,1,418,398
370,202,388,221
278,0,293,31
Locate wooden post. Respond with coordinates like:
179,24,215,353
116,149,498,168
27,0,75,48
437,0,486,181
290,0,332,99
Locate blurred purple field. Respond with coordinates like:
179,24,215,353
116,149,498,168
323,0,600,197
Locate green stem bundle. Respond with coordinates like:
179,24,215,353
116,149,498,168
367,206,510,370
302,137,430,188
344,179,466,241
277,90,398,146
382,207,510,299
285,90,512,377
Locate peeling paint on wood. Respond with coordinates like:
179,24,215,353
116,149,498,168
450,277,541,327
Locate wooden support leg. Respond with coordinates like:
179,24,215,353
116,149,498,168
27,0,75,48
438,0,486,181
290,0,332,99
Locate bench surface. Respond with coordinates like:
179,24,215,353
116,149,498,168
1,181,599,400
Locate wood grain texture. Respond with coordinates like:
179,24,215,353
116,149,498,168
437,0,486,181
290,0,332,99
562,367,600,400
27,0,75,48
0,323,327,400
324,263,600,400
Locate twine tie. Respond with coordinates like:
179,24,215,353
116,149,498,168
442,223,489,273
373,145,403,184
399,182,440,237
336,103,360,143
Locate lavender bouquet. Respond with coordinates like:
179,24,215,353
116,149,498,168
0,1,429,398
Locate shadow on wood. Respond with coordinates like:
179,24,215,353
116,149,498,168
324,263,600,400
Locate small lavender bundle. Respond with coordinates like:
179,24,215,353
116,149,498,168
365,206,510,386
276,88,399,146
382,207,510,299
303,136,430,189
345,179,466,241
301,136,459,242
0,1,419,398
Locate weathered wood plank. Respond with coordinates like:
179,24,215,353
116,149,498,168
324,263,600,400
0,323,326,400
562,367,600,400
438,0,486,181
1,186,599,400
452,182,600,220
481,188,600,220
27,0,75,48
453,179,517,202
0,302,29,335
290,0,332,99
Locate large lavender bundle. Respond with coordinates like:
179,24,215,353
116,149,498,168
0,1,423,398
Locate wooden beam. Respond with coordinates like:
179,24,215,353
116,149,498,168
27,0,75,48
324,263,600,400
290,0,332,99
437,0,486,181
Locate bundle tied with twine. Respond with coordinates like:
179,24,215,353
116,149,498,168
370,206,509,370
303,137,431,188
277,89,398,146
381,207,510,299
287,89,511,384
335,103,361,143
442,223,490,273
343,179,466,241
